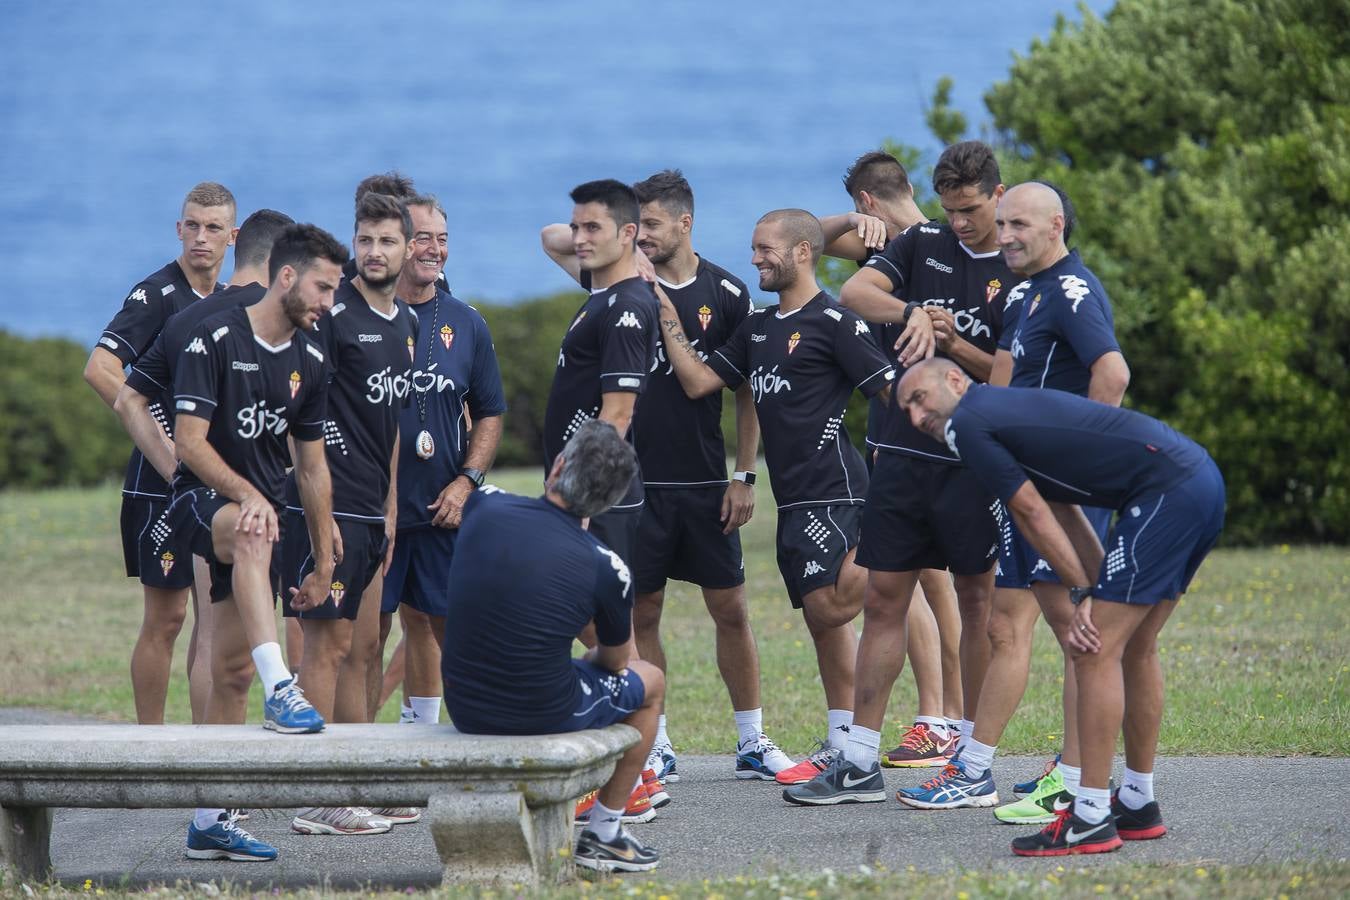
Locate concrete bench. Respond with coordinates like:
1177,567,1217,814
0,722,636,885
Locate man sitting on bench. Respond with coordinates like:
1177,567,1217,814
440,420,666,873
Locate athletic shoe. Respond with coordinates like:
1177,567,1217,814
735,733,795,780
881,723,949,768
1112,791,1167,840
994,766,1070,824
574,782,656,826
1011,806,1123,857
185,815,277,861
262,678,325,734
646,742,679,784
291,807,393,835
226,809,249,821
896,757,998,809
370,807,422,824
774,741,840,785
1014,754,1060,794
641,768,671,809
782,756,886,805
573,827,660,873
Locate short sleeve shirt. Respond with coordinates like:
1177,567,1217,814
706,292,894,509
1008,250,1120,396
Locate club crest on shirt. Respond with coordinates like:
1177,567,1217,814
407,336,415,362
160,551,175,577
1027,293,1042,317
440,324,455,351
289,371,301,399
985,278,1002,305
330,581,345,604
787,331,801,354
698,304,712,330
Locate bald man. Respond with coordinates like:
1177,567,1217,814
658,209,898,788
923,182,1133,827
896,359,1222,855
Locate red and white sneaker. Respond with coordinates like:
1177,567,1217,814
642,767,671,809
574,781,656,825
774,741,840,785
881,722,950,768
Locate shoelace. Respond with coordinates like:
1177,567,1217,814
807,744,837,768
274,684,310,712
918,762,962,790
758,735,784,754
898,723,935,750
1042,805,1072,841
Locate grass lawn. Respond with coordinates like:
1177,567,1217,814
1,476,1347,759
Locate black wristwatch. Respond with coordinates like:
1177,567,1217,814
732,471,756,486
459,467,486,489
1068,586,1092,606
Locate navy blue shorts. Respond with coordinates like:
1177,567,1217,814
631,486,744,594
857,453,999,576
280,511,387,620
775,504,862,609
1094,460,1226,605
121,495,194,590
557,659,647,731
381,525,457,616
995,504,1113,590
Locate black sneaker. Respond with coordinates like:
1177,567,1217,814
782,756,886,805
1010,807,1123,857
574,828,660,873
1112,790,1167,840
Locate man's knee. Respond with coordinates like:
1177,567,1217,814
212,648,255,696
633,591,665,634
986,605,1031,655
702,587,749,630
955,574,993,623
142,590,189,639
628,659,665,705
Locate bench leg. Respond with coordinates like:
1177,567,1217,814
425,792,573,885
0,806,53,882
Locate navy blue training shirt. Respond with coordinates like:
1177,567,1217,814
947,385,1213,511
441,489,634,734
1008,250,1119,395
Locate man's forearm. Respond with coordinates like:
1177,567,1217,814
84,348,126,409
1008,483,1093,587
115,387,176,481
295,453,334,574
659,313,725,399
732,384,759,471
176,431,258,504
838,278,912,324
944,339,994,383
1049,502,1105,578
461,414,502,474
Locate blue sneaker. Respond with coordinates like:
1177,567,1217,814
186,815,278,861
263,678,325,734
1015,754,1060,794
896,756,998,809
735,733,794,781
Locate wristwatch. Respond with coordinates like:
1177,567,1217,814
732,471,756,485
459,467,486,489
1068,586,1092,606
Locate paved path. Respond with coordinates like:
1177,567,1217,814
4,711,1348,888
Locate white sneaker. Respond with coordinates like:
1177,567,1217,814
734,732,794,779
291,806,393,835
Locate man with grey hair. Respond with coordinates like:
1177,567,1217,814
440,420,666,873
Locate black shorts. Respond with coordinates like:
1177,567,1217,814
775,504,863,609
587,505,642,570
631,486,745,594
381,525,458,616
120,495,194,590
856,453,999,576
159,486,281,604
280,510,387,620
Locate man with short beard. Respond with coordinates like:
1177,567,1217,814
83,182,236,725
162,223,346,861
379,193,505,734
657,209,896,788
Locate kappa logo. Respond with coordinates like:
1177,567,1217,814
128,288,148,304
357,333,383,343
1060,274,1091,312
925,256,953,274
803,560,826,577
750,333,767,342
615,310,643,329
231,361,259,372
1003,279,1031,312
597,546,633,595
440,324,455,350
289,371,301,399
919,225,941,235
943,420,960,457
854,318,869,336
697,304,712,330
185,337,207,355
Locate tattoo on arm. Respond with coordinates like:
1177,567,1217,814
662,319,697,357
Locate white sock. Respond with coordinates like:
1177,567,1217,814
399,702,415,723
733,708,763,747
654,714,670,749
956,718,974,751
826,709,853,751
1074,786,1111,825
251,642,290,698
1120,767,1154,809
843,724,881,770
945,716,962,733
915,715,949,740
1059,762,1082,796
960,738,996,775
409,696,442,725
589,799,624,842
193,808,226,830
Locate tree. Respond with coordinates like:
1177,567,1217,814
983,0,1350,542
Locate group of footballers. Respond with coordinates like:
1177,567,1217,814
84,139,1226,874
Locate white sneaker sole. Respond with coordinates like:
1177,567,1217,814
291,815,392,835
783,788,887,805
574,855,660,873
263,719,324,735
897,791,999,810
185,847,275,861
